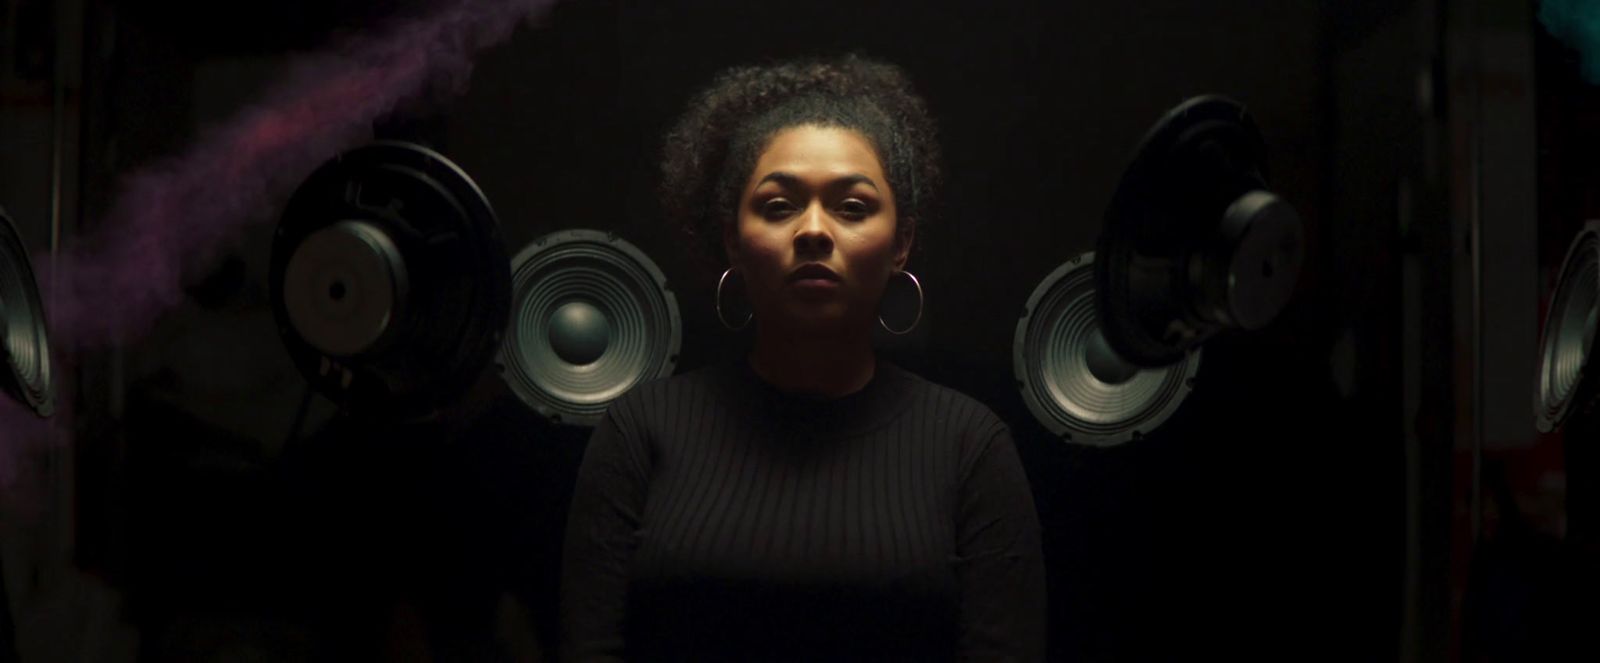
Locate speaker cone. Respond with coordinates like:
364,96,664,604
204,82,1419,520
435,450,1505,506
1014,252,1198,445
1097,95,1304,367
1536,221,1600,433
270,141,511,418
499,229,680,426
0,205,52,418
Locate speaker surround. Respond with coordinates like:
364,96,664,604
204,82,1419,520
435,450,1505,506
1536,221,1600,433
270,141,511,418
499,229,680,426
1014,252,1198,445
0,205,53,418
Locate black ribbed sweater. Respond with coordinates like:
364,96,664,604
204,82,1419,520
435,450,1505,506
559,356,1046,662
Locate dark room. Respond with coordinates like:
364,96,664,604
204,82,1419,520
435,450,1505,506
0,0,1592,661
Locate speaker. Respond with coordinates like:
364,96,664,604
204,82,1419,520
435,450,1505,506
270,141,511,419
498,229,680,426
1536,220,1600,433
0,205,53,418
1014,252,1199,446
1097,95,1304,367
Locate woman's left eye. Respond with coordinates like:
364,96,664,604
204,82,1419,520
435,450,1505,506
838,199,871,219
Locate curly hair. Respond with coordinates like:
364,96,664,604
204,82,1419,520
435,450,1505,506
659,54,943,270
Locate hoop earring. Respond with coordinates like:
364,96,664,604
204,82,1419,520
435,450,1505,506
716,268,753,331
879,270,924,335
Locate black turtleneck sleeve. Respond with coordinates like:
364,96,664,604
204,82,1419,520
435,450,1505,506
559,358,1046,662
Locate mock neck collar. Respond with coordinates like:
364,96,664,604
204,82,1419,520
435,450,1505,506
720,353,914,438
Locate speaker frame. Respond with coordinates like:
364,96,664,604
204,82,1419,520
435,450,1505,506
498,228,681,427
1535,220,1600,433
1096,94,1297,367
269,141,511,420
1014,251,1199,446
0,204,53,418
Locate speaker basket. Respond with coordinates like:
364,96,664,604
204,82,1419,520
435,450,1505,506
270,141,511,418
1097,95,1301,367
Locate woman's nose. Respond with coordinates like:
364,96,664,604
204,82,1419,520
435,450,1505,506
794,204,834,256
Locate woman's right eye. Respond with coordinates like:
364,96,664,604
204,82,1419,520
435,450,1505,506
761,199,796,219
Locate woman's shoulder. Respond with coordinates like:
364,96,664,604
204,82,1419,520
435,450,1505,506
602,361,735,417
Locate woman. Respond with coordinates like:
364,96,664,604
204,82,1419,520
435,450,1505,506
560,55,1046,662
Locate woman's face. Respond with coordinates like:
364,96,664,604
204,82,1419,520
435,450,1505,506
726,125,911,335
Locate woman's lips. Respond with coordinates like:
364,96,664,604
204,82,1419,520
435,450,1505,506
790,278,841,293
786,263,842,296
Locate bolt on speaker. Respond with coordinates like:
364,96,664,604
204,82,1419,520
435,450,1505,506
1014,252,1198,446
270,141,511,419
498,229,680,426
1097,95,1305,367
1536,221,1600,433
0,205,53,418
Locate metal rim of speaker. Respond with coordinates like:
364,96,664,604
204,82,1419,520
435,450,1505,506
1097,94,1304,368
1014,251,1199,446
498,229,681,426
270,141,511,418
0,205,52,418
1535,220,1600,433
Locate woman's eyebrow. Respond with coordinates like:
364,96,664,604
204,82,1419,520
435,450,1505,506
755,171,880,191
836,173,880,191
754,171,800,188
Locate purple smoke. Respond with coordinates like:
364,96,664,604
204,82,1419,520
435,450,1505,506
1,0,557,487
51,0,553,346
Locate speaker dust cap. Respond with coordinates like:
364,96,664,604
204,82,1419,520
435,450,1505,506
282,219,409,357
1014,251,1198,446
1536,221,1600,433
1097,95,1304,367
0,205,53,418
270,141,511,419
499,229,681,426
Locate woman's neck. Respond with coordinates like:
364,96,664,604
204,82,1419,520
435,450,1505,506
747,325,876,399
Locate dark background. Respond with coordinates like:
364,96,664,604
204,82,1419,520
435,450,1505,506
0,0,1575,660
